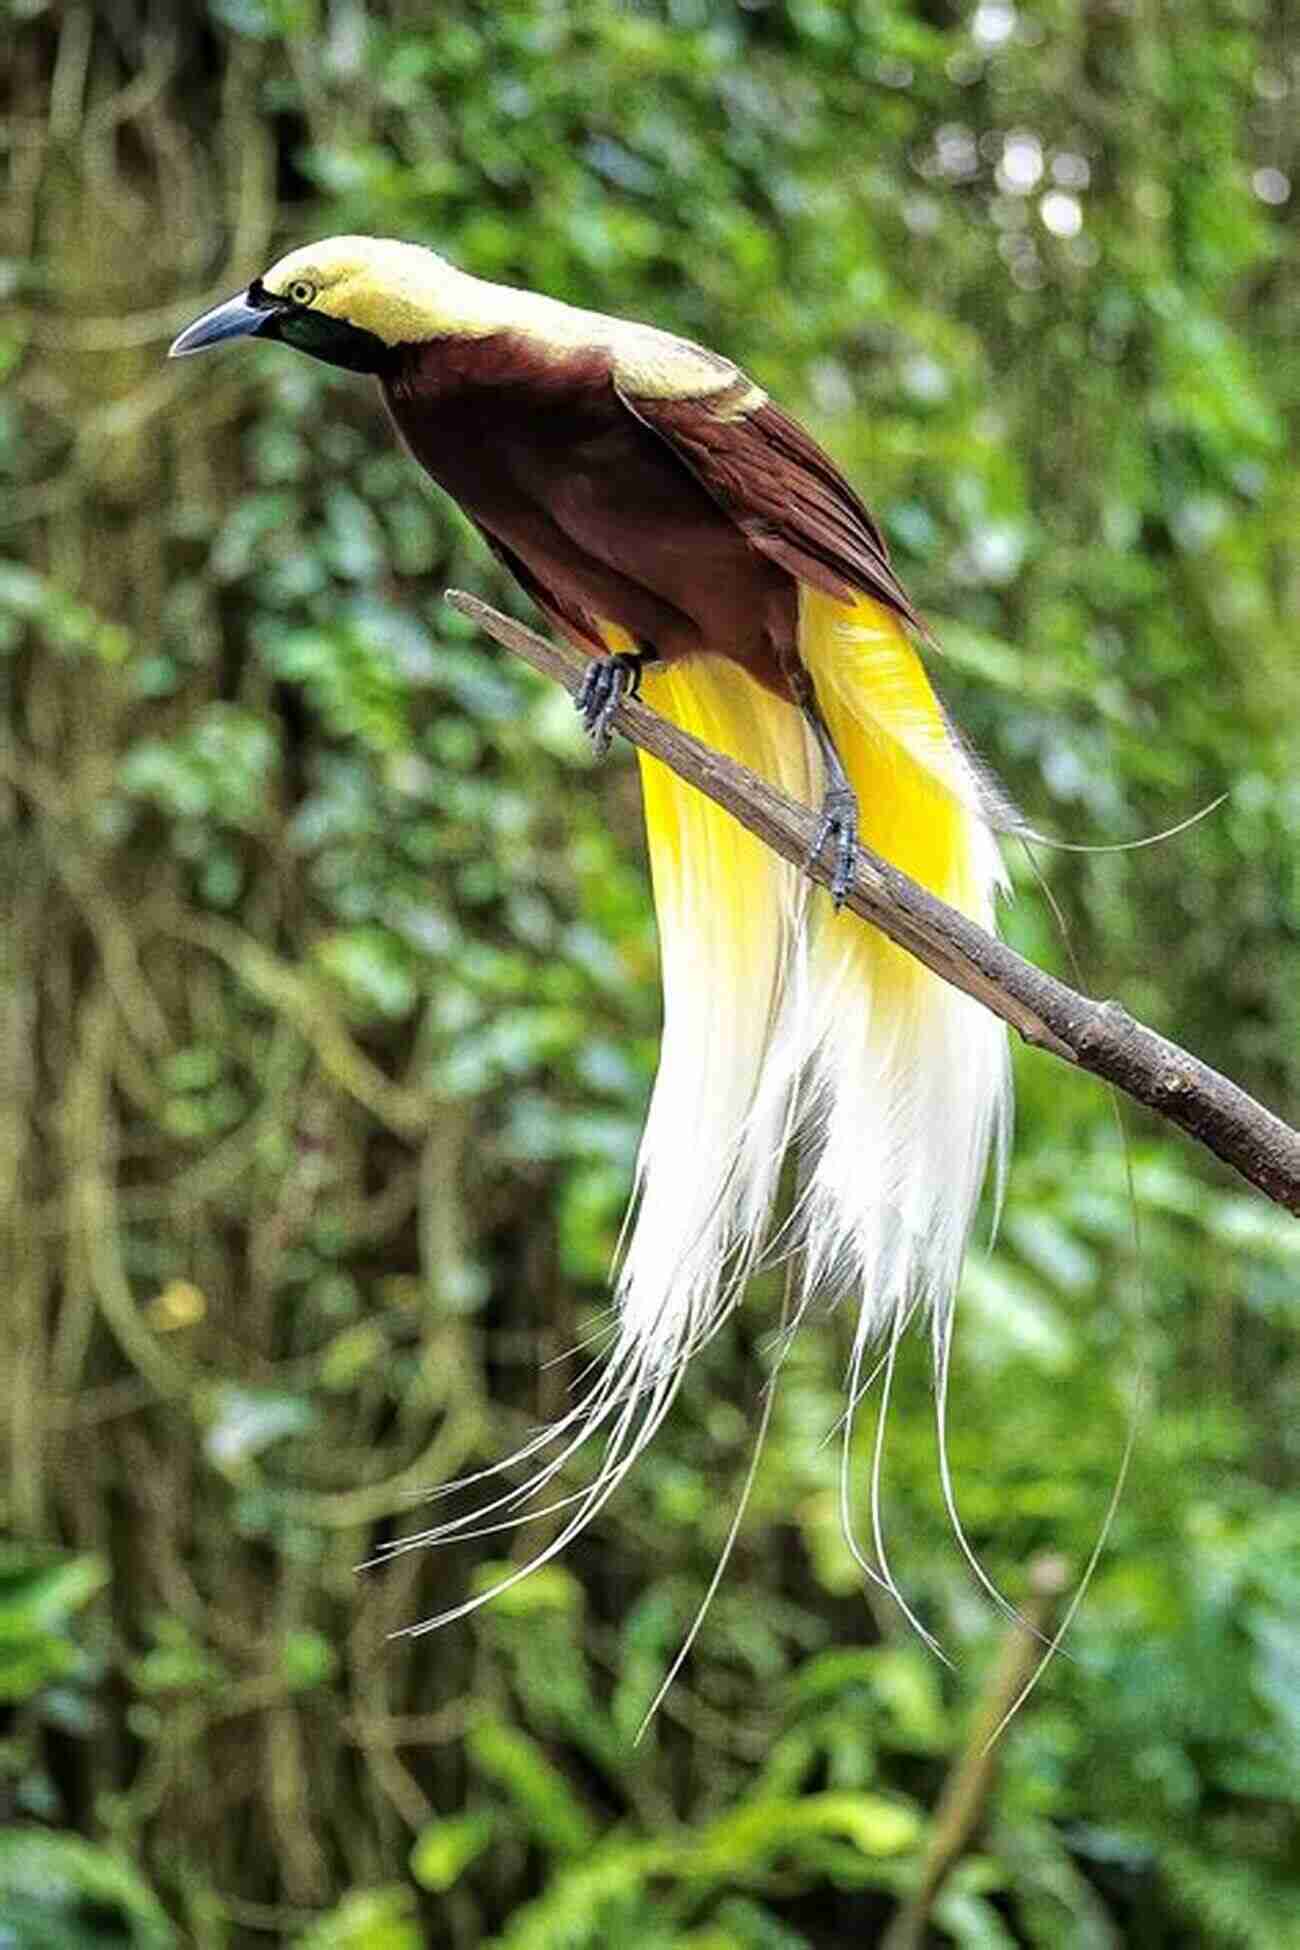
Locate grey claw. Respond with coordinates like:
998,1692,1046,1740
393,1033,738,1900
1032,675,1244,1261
809,788,859,907
576,655,638,756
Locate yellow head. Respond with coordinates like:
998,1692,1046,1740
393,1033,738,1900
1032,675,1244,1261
258,236,478,347
169,235,487,371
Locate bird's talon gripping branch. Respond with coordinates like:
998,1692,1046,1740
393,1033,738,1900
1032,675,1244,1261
791,672,861,907
577,651,647,755
811,784,860,907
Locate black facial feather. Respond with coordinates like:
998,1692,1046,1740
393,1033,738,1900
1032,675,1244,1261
272,304,396,376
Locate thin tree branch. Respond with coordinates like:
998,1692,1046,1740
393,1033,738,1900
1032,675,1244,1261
880,1555,1070,1949
447,591,1300,1216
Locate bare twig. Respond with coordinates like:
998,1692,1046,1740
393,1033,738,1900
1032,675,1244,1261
880,1556,1070,1949
448,591,1300,1216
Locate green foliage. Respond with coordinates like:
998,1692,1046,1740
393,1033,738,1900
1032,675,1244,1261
0,1545,106,1840
0,1546,106,1707
0,1832,175,1950
295,1889,423,1950
1,1,1297,1945
483,1787,921,1950
467,1720,599,1858
410,1813,495,1895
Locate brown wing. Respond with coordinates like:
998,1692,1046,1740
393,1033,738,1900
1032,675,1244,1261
471,523,606,655
616,380,923,633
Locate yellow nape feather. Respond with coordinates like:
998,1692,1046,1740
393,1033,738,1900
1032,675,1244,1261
260,235,745,397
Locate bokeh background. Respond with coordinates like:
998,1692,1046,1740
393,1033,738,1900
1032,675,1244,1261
2,1,1298,1944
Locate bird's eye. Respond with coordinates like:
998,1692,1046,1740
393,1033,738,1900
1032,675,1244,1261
287,279,316,306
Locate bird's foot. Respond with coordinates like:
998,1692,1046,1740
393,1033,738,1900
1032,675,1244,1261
575,652,646,756
809,782,859,907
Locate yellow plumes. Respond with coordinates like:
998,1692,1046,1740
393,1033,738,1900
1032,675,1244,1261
801,586,987,971
638,661,798,905
614,585,1006,1345
398,594,1008,1643
601,624,811,1358
632,588,985,965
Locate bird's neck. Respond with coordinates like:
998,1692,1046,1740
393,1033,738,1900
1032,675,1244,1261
380,258,598,354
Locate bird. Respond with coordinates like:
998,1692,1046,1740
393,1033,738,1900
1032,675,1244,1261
171,238,1011,1626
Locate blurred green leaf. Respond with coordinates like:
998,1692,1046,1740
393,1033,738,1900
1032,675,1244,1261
409,1811,494,1892
294,1887,423,1950
470,1561,582,1618
280,1629,337,1692
314,928,420,1021
0,1549,105,1706
468,1720,597,1856
0,1831,175,1948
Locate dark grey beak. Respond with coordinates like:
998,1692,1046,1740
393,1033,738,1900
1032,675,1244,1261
168,285,282,358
